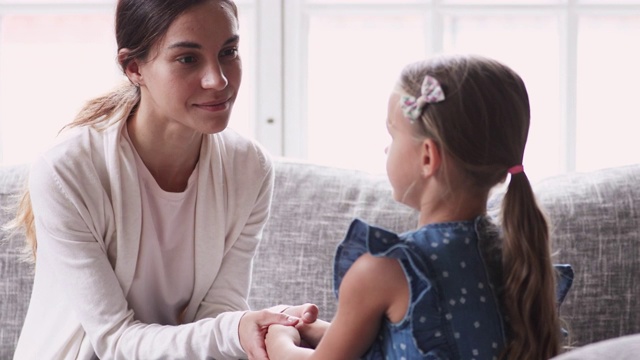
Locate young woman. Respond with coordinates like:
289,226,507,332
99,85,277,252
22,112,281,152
265,55,573,360
12,1,316,359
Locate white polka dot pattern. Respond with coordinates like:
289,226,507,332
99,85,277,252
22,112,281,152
334,218,507,359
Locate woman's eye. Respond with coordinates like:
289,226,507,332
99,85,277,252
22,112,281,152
221,47,239,58
178,56,197,64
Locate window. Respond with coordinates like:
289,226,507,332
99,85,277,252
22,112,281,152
0,0,638,184
282,0,640,183
0,0,258,164
0,2,118,165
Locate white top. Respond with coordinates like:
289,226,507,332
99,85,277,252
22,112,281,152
14,118,274,360
125,127,197,326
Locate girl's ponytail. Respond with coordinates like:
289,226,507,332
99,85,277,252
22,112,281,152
501,171,561,359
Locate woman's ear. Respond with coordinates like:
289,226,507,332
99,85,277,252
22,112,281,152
118,48,143,86
420,138,442,178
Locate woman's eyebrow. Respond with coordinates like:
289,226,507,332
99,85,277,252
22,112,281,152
167,35,240,50
225,35,240,45
168,41,201,50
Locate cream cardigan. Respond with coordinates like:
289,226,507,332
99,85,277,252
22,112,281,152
14,120,274,359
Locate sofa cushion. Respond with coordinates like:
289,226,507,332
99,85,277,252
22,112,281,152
0,165,32,360
551,333,640,360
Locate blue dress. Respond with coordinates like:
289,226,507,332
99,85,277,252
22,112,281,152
333,217,573,360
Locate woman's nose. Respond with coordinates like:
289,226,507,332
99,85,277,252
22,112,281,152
202,63,228,90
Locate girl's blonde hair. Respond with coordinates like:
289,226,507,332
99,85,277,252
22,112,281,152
10,0,238,261
397,54,562,359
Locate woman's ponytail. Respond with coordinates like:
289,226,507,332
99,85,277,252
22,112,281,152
9,82,140,261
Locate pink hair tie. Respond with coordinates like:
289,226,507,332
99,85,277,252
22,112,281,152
508,165,524,175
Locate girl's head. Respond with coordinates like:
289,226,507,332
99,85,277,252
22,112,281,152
391,54,562,359
392,55,530,195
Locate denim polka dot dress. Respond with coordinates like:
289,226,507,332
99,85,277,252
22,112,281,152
334,217,508,360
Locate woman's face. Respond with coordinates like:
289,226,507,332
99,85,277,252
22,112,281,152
385,92,424,209
136,0,241,135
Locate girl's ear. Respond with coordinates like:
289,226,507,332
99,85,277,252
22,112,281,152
118,48,143,86
420,138,442,177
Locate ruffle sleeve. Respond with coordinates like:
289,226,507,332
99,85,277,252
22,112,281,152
333,219,454,357
333,218,407,297
555,264,574,306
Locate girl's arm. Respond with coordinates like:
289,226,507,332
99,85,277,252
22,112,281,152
266,253,409,360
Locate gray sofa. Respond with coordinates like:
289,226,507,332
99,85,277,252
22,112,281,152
1,159,639,359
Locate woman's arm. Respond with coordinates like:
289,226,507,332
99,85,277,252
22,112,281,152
194,148,320,359
265,253,409,360
26,146,287,360
192,153,277,359
28,156,252,359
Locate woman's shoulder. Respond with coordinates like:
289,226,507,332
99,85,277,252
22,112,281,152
31,124,112,188
38,126,98,163
213,128,273,172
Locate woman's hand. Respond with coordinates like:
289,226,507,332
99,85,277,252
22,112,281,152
238,309,300,360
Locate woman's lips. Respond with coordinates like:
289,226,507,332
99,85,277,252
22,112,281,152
194,99,230,112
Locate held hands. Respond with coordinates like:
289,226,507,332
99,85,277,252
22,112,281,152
238,303,318,360
281,303,324,348
265,307,331,360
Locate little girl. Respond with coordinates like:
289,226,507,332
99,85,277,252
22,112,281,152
265,54,573,360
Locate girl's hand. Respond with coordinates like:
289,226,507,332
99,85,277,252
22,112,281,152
238,309,300,360
265,324,302,359
276,303,322,348
281,303,319,326
293,319,331,349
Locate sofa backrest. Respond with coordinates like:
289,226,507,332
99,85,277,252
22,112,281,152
251,160,640,348
0,165,30,359
1,159,639,358
532,164,640,347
